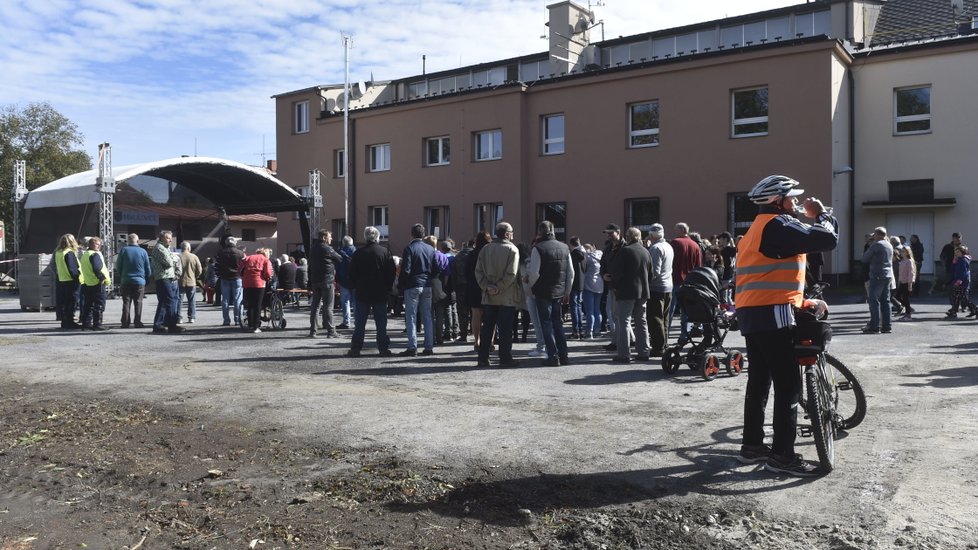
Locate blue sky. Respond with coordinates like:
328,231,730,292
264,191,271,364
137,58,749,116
0,0,794,168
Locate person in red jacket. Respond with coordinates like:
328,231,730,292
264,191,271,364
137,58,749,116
239,248,273,333
669,222,702,341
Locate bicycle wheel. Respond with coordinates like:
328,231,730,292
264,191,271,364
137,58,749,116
270,298,285,330
823,353,867,430
806,364,835,472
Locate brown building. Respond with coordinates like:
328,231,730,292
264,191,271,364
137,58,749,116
273,0,978,279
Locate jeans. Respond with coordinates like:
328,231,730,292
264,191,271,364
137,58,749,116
180,286,197,321
120,283,145,327
534,297,568,360
569,289,583,334
310,281,336,334
647,291,672,355
339,286,354,325
582,290,602,338
743,327,802,459
351,300,391,352
604,290,616,336
867,276,892,330
478,305,515,362
525,293,546,351
404,286,434,351
221,278,243,324
615,298,649,359
154,279,180,329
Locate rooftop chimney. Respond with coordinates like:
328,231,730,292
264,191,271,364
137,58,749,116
547,1,596,76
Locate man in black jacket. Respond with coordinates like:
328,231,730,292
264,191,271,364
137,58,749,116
215,235,244,326
569,236,587,338
528,221,574,367
308,229,343,338
609,227,654,363
346,226,397,357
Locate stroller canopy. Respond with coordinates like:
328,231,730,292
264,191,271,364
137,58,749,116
676,267,721,323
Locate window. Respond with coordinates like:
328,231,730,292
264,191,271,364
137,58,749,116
334,149,345,178
331,219,347,243
732,87,769,137
536,203,567,241
625,198,660,235
629,102,660,147
475,130,502,161
294,100,309,134
425,136,450,166
369,143,391,172
424,206,450,238
474,203,504,234
241,228,257,242
543,114,565,155
369,206,389,241
894,86,931,135
729,193,759,237
888,179,934,203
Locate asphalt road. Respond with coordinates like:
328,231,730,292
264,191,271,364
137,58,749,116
1,291,976,545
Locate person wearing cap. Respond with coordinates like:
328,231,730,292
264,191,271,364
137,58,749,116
646,223,673,357
736,174,837,477
599,223,624,350
216,234,245,327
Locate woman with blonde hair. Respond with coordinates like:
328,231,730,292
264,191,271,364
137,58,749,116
54,233,82,329
896,247,916,321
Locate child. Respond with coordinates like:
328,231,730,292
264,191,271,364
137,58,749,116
947,245,975,318
896,247,916,321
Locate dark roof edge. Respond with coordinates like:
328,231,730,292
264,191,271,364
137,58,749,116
856,33,978,58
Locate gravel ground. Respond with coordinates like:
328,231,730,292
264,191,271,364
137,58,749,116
1,291,977,548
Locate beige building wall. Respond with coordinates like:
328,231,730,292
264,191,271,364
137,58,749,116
853,41,978,274
276,40,851,274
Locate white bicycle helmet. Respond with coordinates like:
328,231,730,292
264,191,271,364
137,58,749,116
748,175,804,205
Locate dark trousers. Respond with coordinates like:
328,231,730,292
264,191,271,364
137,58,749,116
478,305,515,362
456,299,471,340
534,297,568,360
647,291,672,355
896,283,912,313
120,283,145,327
743,327,801,459
243,287,264,329
351,300,391,352
154,279,179,329
56,280,79,327
309,281,336,334
81,284,106,328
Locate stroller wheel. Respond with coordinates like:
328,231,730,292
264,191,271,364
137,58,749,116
701,354,721,381
661,348,682,374
725,350,745,376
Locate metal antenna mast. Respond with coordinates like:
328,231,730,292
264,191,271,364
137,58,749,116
308,169,323,237
343,33,352,239
96,143,116,261
12,160,27,257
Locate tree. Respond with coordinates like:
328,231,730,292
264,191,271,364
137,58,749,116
0,102,92,253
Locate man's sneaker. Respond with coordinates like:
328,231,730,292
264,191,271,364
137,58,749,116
737,444,771,465
541,357,560,367
378,349,394,357
528,349,546,358
336,323,350,330
860,325,880,334
399,349,418,357
420,348,434,356
345,349,361,358
764,453,823,477
603,342,617,351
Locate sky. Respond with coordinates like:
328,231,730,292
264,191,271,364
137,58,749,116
0,0,797,169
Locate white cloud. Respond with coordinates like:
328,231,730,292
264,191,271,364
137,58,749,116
0,0,792,167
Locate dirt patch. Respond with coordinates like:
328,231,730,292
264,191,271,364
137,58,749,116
0,382,960,549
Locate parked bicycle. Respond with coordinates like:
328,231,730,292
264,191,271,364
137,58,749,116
794,308,867,473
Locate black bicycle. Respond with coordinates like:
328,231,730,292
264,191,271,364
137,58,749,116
795,308,867,473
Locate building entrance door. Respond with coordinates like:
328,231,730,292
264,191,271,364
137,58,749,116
885,212,934,274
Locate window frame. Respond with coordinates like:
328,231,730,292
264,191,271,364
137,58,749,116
624,197,660,235
294,100,309,134
424,136,451,167
334,149,345,178
628,101,660,148
369,205,389,241
474,203,504,234
894,85,932,136
424,206,450,239
368,143,391,172
731,86,769,138
542,114,565,155
535,202,568,242
474,129,503,161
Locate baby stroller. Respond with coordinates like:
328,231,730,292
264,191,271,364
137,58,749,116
662,267,746,381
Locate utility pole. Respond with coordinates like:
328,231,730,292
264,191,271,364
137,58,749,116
11,160,27,286
343,34,352,240
308,169,322,237
96,143,116,261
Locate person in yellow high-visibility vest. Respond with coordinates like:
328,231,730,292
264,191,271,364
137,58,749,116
79,237,112,330
735,175,837,477
53,233,82,329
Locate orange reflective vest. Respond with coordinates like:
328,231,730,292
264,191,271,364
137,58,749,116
735,213,806,308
